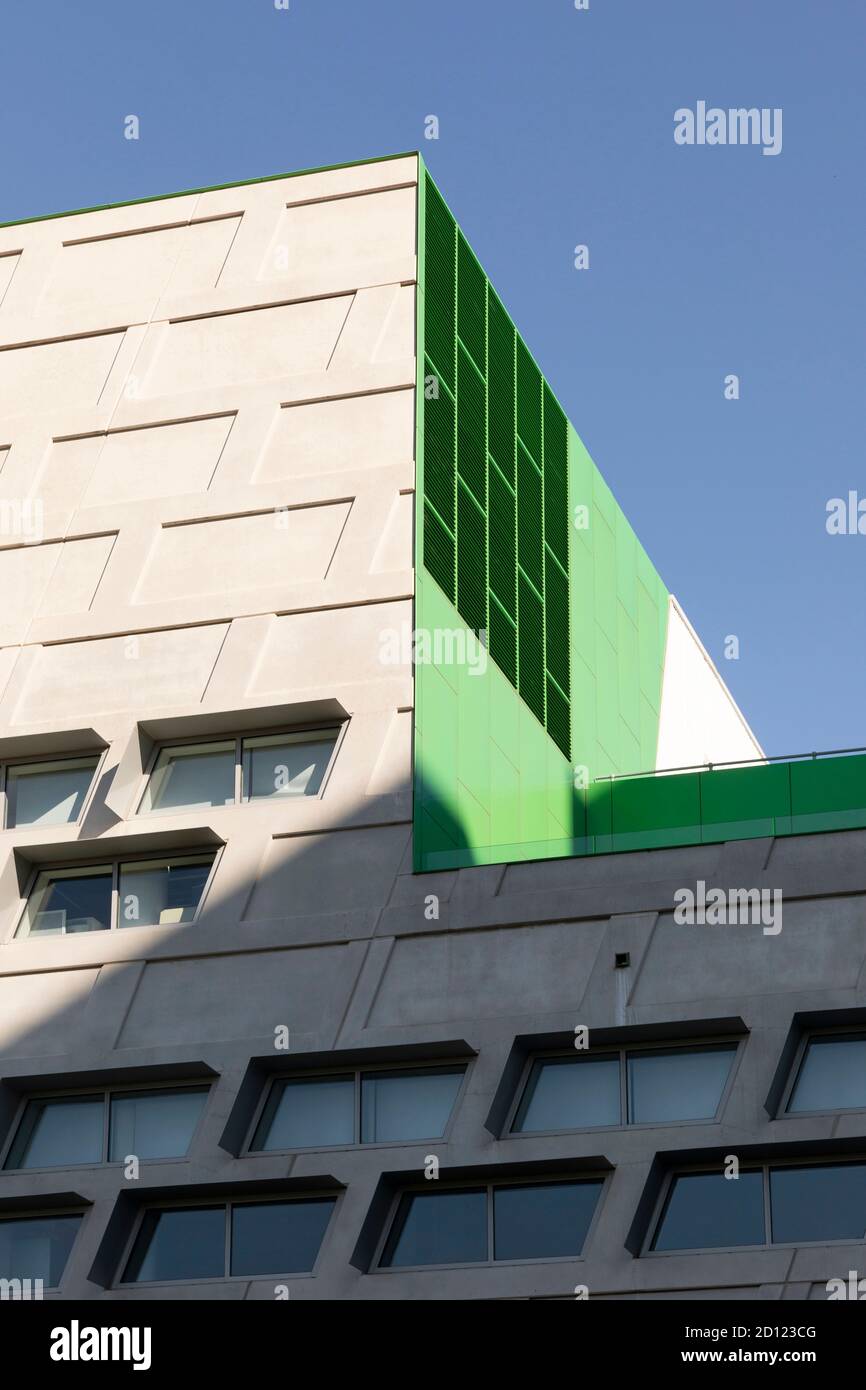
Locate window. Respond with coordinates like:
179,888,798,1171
379,1179,604,1269
122,1197,336,1283
770,1162,866,1244
16,853,216,937
650,1160,866,1251
1,756,99,829
512,1042,737,1133
786,1033,866,1114
0,1213,83,1288
5,1086,209,1169
139,729,340,815
250,1065,466,1152
652,1171,765,1252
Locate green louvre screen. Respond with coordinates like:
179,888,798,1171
421,173,572,760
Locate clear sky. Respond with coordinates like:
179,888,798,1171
1,0,863,757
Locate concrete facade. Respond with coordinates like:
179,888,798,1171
0,156,862,1300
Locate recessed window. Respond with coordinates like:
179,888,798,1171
5,1086,209,1169
140,742,235,814
122,1197,336,1283
250,1065,466,1152
787,1033,866,1114
4,756,99,829
0,1213,83,1288
139,729,339,815
652,1171,765,1252
16,853,216,937
650,1159,866,1252
770,1162,866,1244
380,1179,603,1269
513,1043,737,1133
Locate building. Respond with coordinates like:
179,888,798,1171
0,152,864,1300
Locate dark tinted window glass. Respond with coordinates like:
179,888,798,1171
493,1180,603,1261
628,1046,736,1124
230,1199,335,1276
252,1076,354,1150
788,1036,866,1113
652,1171,765,1251
513,1056,620,1132
380,1189,487,1268
0,1214,82,1287
360,1067,464,1142
109,1087,208,1161
6,1096,103,1169
770,1163,866,1244
124,1207,225,1283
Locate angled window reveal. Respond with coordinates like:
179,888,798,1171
512,1042,737,1134
379,1178,604,1270
0,1213,84,1289
4,1086,209,1169
649,1159,866,1252
16,852,217,938
786,1033,866,1114
250,1065,466,1152
3,756,100,829
121,1197,336,1284
139,729,340,815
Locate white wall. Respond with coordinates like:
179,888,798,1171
655,596,764,772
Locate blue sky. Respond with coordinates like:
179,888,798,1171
2,0,863,756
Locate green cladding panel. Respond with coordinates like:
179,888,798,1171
415,166,672,871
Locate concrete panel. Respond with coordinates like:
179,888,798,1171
0,253,19,307
0,535,115,643
48,416,235,509
0,331,123,415
0,969,98,1057
141,298,353,398
251,600,412,695
261,187,416,284
368,920,607,1027
255,390,414,482
243,825,409,921
116,945,359,1046
12,623,228,722
38,217,241,317
134,503,351,604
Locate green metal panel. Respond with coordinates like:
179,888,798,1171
414,164,671,871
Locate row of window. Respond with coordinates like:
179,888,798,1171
7,1155,866,1289
0,727,339,831
4,1031,866,1173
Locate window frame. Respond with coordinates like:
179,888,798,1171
0,1206,87,1290
644,1155,866,1255
506,1036,743,1137
780,1026,866,1117
244,1059,471,1155
1,1079,212,1173
135,722,346,818
12,847,222,940
0,750,105,831
373,1173,609,1273
115,1191,340,1288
